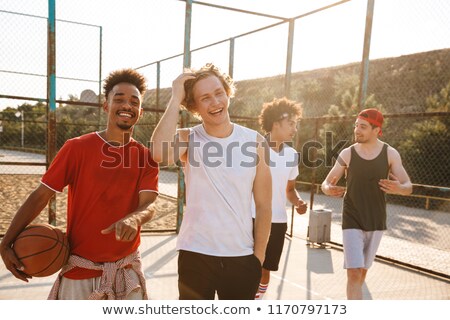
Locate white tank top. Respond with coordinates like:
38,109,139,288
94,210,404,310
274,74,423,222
252,144,299,223
176,123,258,256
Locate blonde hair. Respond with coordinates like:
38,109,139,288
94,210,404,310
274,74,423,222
181,63,235,113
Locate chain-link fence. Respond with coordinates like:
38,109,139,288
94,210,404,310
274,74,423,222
1,1,449,276
295,114,450,277
0,5,102,155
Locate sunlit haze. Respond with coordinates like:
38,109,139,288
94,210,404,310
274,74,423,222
0,0,449,109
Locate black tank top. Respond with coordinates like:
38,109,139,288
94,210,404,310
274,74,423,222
343,143,389,231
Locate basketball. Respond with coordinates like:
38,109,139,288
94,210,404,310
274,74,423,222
12,223,70,277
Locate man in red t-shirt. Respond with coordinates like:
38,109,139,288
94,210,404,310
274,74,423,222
0,69,159,300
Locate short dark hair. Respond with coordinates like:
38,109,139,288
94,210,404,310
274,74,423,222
259,97,303,133
103,68,147,101
181,63,235,113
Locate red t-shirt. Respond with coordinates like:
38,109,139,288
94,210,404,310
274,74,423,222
41,132,159,279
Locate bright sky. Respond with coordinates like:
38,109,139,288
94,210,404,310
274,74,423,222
0,0,449,109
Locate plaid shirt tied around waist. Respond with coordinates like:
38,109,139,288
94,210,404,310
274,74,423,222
48,250,147,300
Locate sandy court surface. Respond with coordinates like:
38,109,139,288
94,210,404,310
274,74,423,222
0,174,177,235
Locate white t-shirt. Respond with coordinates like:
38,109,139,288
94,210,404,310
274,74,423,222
176,123,259,257
252,144,299,223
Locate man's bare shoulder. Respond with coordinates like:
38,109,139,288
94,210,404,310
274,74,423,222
386,144,402,162
337,145,352,166
340,145,353,155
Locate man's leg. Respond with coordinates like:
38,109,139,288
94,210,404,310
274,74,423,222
360,268,368,283
344,230,383,300
218,254,262,300
343,229,365,300
255,268,270,300
346,268,366,300
255,222,287,300
178,250,217,300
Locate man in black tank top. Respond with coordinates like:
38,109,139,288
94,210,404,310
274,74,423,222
321,109,412,300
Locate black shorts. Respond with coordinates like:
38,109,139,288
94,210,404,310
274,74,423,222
263,222,288,271
178,250,262,300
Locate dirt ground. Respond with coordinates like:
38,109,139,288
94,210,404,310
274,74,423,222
0,174,177,235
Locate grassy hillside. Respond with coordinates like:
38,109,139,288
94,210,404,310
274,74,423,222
143,48,450,118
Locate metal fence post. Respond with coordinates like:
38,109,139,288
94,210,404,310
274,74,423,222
309,118,319,210
177,0,193,233
97,26,103,130
47,0,57,226
183,0,192,69
358,0,375,109
156,61,161,109
228,37,235,78
284,19,295,99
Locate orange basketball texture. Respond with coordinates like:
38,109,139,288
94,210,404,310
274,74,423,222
12,224,70,277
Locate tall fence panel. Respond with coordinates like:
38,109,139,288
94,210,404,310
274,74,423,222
368,0,450,114
1,0,449,275
0,5,103,231
0,10,48,101
0,9,102,160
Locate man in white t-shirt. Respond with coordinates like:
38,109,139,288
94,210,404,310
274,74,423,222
253,97,307,300
151,64,272,299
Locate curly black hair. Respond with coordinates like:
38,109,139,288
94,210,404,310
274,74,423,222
259,97,303,133
103,68,147,100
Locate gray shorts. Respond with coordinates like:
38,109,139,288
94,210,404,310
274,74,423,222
342,229,384,269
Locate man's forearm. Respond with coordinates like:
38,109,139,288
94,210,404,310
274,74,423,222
287,189,302,206
150,98,181,163
127,203,156,227
253,208,271,262
398,182,413,195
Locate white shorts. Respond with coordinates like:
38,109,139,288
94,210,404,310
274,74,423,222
342,229,384,269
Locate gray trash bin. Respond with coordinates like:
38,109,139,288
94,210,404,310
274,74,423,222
307,209,332,245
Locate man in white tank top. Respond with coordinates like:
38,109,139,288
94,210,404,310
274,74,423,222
253,97,307,300
151,64,272,299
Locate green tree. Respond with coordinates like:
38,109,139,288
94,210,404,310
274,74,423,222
398,81,450,187
0,102,46,149
426,80,450,113
294,79,325,116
